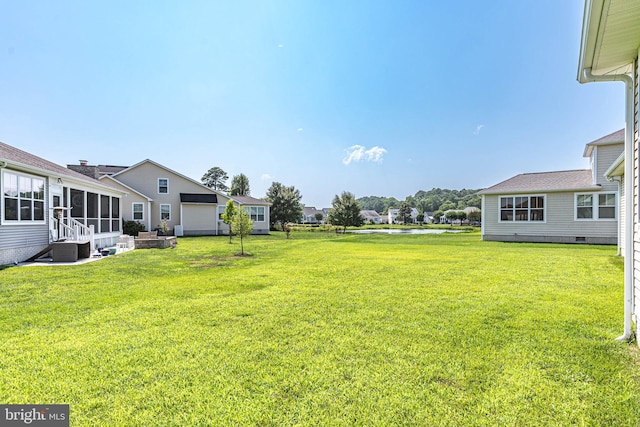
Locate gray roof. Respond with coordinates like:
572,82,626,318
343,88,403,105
0,141,105,185
233,195,271,206
479,169,599,195
584,129,624,157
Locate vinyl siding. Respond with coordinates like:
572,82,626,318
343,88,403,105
0,168,50,264
114,162,230,233
182,204,217,235
0,224,49,264
594,144,624,188
482,192,617,244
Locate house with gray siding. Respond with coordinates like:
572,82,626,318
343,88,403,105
479,130,623,245
0,142,125,265
98,159,270,236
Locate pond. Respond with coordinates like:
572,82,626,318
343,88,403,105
345,229,465,235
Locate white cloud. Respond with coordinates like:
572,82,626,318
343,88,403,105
297,128,303,132
278,44,284,48
343,145,387,165
473,124,485,135
261,173,273,181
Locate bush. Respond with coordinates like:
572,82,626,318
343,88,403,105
123,220,146,236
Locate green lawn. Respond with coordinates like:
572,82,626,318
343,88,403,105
1,232,639,425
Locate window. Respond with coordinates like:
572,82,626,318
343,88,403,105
3,171,45,222
217,205,225,221
132,203,144,221
158,178,168,194
160,204,171,221
246,206,265,221
576,194,593,219
499,195,545,222
599,193,616,219
576,192,616,220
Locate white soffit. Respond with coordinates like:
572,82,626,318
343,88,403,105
582,0,640,78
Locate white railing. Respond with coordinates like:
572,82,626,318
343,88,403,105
51,217,95,247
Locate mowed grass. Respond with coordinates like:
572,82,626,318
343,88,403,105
1,232,639,425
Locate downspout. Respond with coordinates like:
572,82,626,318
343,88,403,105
147,201,152,233
582,68,634,341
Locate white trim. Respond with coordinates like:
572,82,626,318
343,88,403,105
158,177,169,195
132,202,144,221
160,204,171,221
1,169,47,225
574,191,617,221
244,206,265,222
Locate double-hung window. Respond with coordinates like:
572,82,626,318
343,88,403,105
158,178,169,194
499,195,545,222
575,192,616,220
132,203,144,221
3,171,45,222
160,204,171,221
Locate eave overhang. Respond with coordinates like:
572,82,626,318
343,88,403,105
604,152,625,178
578,0,640,82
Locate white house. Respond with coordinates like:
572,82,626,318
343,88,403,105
388,207,419,224
360,210,382,224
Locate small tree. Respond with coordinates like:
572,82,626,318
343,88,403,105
314,212,324,224
328,191,365,232
457,211,467,224
232,208,253,255
201,167,229,193
230,173,250,196
467,209,481,224
445,210,458,226
221,199,237,243
416,213,425,225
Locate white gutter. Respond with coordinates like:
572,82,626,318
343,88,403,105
582,68,634,341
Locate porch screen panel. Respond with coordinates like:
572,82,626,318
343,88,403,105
101,195,110,232
70,189,85,223
111,197,120,232
87,192,99,231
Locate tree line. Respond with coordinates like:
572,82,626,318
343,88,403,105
358,188,481,215
202,166,481,230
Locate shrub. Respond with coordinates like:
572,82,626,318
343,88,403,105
123,220,146,236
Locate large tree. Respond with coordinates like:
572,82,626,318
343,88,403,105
266,182,303,231
201,167,229,193
328,191,365,232
397,202,413,225
230,173,250,196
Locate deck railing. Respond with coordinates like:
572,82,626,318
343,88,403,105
51,217,95,248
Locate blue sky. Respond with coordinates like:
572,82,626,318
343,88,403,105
0,1,625,208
